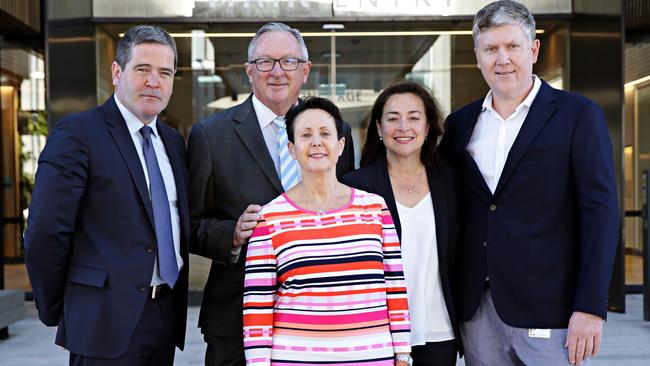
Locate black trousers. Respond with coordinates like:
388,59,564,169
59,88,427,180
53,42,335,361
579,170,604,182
204,335,245,366
69,293,176,366
412,340,457,366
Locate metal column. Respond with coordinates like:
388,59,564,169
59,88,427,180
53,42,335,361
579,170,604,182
0,34,6,340
641,170,650,321
0,34,4,291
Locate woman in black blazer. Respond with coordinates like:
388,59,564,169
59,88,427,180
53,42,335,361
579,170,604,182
342,81,461,366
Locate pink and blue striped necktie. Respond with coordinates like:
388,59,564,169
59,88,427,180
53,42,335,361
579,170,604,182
273,116,300,191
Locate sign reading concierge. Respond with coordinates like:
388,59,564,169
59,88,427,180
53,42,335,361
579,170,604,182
208,88,378,112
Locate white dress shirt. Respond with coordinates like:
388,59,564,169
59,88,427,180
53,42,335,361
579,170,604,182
252,94,284,176
397,193,454,345
114,95,183,286
467,75,542,193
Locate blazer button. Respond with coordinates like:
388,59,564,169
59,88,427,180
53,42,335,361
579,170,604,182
138,284,148,292
145,246,155,253
483,241,487,248
489,204,497,211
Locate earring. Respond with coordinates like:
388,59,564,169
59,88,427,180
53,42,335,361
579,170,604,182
379,136,383,141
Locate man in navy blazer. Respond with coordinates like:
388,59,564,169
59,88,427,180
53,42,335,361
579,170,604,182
439,2,619,366
24,25,189,365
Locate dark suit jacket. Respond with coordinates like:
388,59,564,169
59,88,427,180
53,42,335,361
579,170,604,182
341,159,462,353
24,96,190,358
187,94,355,337
439,81,619,328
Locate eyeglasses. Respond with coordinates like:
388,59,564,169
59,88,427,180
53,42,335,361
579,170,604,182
248,57,306,72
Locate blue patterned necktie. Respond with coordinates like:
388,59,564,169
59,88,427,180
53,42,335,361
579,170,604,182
273,116,300,190
140,125,178,288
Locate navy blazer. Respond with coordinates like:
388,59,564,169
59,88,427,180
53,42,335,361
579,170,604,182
24,96,190,358
342,159,462,353
439,81,619,328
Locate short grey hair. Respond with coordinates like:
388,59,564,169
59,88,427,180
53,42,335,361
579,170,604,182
472,1,536,46
115,25,177,70
247,22,309,62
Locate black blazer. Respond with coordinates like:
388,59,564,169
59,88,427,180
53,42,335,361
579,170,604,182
439,81,619,328
187,94,355,337
24,96,190,358
341,159,462,353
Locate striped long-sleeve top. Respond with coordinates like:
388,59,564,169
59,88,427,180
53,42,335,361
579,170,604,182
243,188,411,366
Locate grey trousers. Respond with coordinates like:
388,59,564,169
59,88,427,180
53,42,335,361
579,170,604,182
460,289,590,366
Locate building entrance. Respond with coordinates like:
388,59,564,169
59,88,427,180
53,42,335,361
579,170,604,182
96,19,574,294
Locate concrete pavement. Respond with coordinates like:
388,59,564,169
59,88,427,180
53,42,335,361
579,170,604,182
0,295,648,365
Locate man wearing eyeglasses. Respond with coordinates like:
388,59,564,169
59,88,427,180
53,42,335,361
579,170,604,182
187,22,355,366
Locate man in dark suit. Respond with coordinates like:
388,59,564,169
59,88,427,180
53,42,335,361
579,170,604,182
187,22,355,366
24,25,189,365
439,2,619,366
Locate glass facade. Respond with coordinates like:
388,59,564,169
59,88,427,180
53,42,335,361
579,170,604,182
0,42,47,291
624,83,650,286
0,0,45,290
2,0,642,308
89,19,578,292
624,39,650,288
94,20,569,170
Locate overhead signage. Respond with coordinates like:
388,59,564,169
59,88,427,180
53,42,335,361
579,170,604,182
92,0,571,19
333,0,571,16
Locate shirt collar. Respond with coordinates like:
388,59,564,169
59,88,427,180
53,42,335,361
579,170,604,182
252,94,280,129
481,74,542,115
113,94,158,138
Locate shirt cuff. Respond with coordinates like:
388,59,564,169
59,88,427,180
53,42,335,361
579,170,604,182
230,245,242,263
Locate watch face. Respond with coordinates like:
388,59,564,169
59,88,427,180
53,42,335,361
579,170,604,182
396,354,413,365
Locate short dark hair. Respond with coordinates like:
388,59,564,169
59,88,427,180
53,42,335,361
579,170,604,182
360,80,444,169
115,25,177,70
285,97,344,144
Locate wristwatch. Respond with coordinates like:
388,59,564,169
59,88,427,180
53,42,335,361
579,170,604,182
395,353,413,366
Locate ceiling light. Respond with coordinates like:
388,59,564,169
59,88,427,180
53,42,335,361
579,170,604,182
322,24,345,30
120,30,544,38
625,75,650,89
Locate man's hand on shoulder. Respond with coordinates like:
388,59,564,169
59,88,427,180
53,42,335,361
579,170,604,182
233,204,263,247
565,311,603,365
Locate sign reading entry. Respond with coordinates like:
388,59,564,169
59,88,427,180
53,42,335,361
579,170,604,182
334,0,454,16
92,0,571,19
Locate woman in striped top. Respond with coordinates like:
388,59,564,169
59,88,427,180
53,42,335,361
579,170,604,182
243,97,412,366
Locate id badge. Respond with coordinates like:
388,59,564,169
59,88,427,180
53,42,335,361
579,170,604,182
528,329,551,338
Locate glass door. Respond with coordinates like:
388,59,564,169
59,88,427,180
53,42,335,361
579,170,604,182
624,82,650,286
95,21,570,290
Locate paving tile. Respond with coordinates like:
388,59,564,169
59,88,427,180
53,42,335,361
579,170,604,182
0,296,649,365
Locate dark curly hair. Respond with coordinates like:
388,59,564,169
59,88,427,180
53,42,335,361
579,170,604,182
360,80,444,169
285,97,345,143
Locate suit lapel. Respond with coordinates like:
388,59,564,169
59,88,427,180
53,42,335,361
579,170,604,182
493,82,557,196
375,161,401,239
104,96,155,229
234,96,284,193
427,167,449,278
461,103,493,198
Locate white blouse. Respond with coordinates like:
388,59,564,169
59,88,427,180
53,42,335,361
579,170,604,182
396,193,454,346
